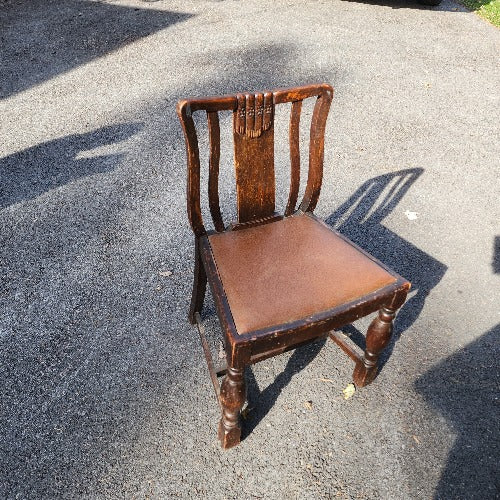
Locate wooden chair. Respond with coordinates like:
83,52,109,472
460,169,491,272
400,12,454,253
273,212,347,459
177,83,410,449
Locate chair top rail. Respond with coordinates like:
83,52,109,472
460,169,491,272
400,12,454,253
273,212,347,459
176,83,333,115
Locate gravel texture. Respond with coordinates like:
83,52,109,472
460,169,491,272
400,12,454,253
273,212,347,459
1,0,499,498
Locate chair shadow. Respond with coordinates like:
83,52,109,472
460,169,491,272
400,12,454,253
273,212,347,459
244,168,447,436
325,168,447,368
0,123,142,209
415,324,500,499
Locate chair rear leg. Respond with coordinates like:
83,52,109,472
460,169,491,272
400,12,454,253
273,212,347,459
188,239,207,325
218,366,246,449
353,306,396,387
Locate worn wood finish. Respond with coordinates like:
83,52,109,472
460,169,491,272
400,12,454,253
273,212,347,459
177,84,411,449
176,83,333,233
353,288,408,386
231,279,409,358
218,366,246,449
198,236,239,365
273,83,332,104
229,213,283,232
352,306,395,387
195,312,221,406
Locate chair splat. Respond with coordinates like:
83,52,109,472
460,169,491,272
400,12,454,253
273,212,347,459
233,92,276,224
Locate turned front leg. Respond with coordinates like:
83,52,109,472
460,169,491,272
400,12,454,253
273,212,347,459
353,306,395,387
218,366,246,449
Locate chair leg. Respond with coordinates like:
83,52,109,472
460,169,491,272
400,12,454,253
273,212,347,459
218,366,246,449
353,306,396,387
188,239,207,325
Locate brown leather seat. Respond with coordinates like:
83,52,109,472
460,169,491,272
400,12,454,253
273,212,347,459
208,214,396,334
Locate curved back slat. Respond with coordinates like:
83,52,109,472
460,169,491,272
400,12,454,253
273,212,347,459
299,88,333,212
177,100,205,236
285,100,302,216
207,111,224,232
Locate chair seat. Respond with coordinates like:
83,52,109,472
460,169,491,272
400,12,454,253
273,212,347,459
207,214,397,334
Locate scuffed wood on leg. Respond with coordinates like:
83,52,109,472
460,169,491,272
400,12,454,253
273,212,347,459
218,366,246,449
353,307,395,387
353,288,408,387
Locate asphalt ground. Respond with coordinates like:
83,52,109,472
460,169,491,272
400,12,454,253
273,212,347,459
1,0,499,498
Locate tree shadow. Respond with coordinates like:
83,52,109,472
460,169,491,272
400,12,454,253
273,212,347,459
415,324,500,499
325,168,447,369
340,0,465,11
0,0,192,99
1,40,340,496
0,123,143,209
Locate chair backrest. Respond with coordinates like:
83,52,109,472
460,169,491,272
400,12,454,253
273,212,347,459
177,83,333,236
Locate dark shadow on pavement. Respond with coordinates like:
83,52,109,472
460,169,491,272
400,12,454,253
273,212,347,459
243,339,327,439
493,236,500,274
325,168,447,369
340,0,462,11
415,325,500,499
0,123,143,209
0,0,191,99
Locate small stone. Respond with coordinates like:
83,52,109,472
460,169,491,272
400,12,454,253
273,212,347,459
342,383,356,399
